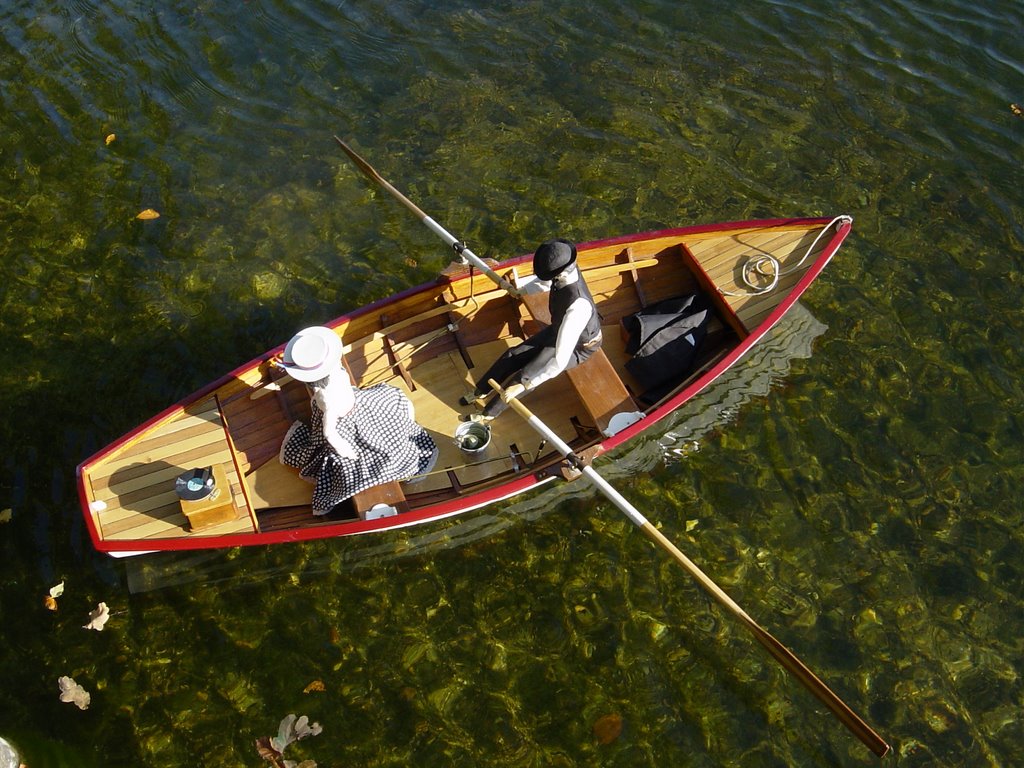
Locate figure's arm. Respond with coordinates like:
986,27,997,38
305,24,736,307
522,297,592,389
313,388,357,459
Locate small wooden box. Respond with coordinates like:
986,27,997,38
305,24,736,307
353,480,408,520
179,464,237,531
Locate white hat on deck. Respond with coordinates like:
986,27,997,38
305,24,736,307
280,326,344,382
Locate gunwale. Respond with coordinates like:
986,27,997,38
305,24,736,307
76,216,851,555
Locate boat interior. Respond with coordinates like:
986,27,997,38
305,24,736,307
81,223,830,547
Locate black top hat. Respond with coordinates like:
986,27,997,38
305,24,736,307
533,239,577,281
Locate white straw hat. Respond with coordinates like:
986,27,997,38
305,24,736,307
280,326,344,382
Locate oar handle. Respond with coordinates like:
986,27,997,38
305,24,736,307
334,137,520,297
489,378,891,758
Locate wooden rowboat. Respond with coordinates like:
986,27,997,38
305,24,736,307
76,215,852,557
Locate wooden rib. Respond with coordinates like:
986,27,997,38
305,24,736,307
342,301,464,350
448,308,474,370
216,393,262,533
381,314,416,390
270,367,298,423
625,247,649,308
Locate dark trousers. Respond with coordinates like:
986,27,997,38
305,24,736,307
473,326,595,417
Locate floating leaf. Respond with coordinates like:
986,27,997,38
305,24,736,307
105,133,116,145
136,208,161,220
83,601,110,631
685,519,699,532
303,680,325,693
49,581,66,598
254,736,282,763
1011,103,1023,118
593,713,623,744
270,714,323,754
44,595,58,611
0,508,11,524
58,676,91,710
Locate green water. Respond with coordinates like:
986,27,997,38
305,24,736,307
2,0,1023,765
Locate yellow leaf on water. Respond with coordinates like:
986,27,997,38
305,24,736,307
105,133,116,145
303,680,325,693
44,595,58,611
136,208,160,220
0,508,11,524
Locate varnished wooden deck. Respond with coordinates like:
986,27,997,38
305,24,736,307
684,226,826,332
84,398,255,541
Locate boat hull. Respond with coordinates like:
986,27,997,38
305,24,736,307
76,216,852,555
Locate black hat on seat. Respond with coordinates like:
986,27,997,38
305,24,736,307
533,239,577,281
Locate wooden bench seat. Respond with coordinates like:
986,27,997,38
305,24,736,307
565,348,638,434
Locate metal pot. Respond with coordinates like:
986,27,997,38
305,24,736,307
454,421,491,453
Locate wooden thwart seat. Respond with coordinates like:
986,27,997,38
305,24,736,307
565,349,637,434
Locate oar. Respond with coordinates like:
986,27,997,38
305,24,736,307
333,137,520,297
487,378,891,758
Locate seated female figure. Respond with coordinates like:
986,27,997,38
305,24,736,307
276,326,437,516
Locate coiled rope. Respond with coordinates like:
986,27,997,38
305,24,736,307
721,215,852,296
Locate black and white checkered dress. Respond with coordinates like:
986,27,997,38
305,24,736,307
280,383,437,515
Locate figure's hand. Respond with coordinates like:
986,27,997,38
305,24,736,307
502,383,526,402
327,432,357,459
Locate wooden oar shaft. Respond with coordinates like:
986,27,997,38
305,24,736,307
333,137,520,297
489,379,891,758
640,522,890,757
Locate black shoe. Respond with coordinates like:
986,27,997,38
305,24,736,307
459,392,488,408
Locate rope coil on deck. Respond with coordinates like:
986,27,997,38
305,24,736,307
720,215,852,296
